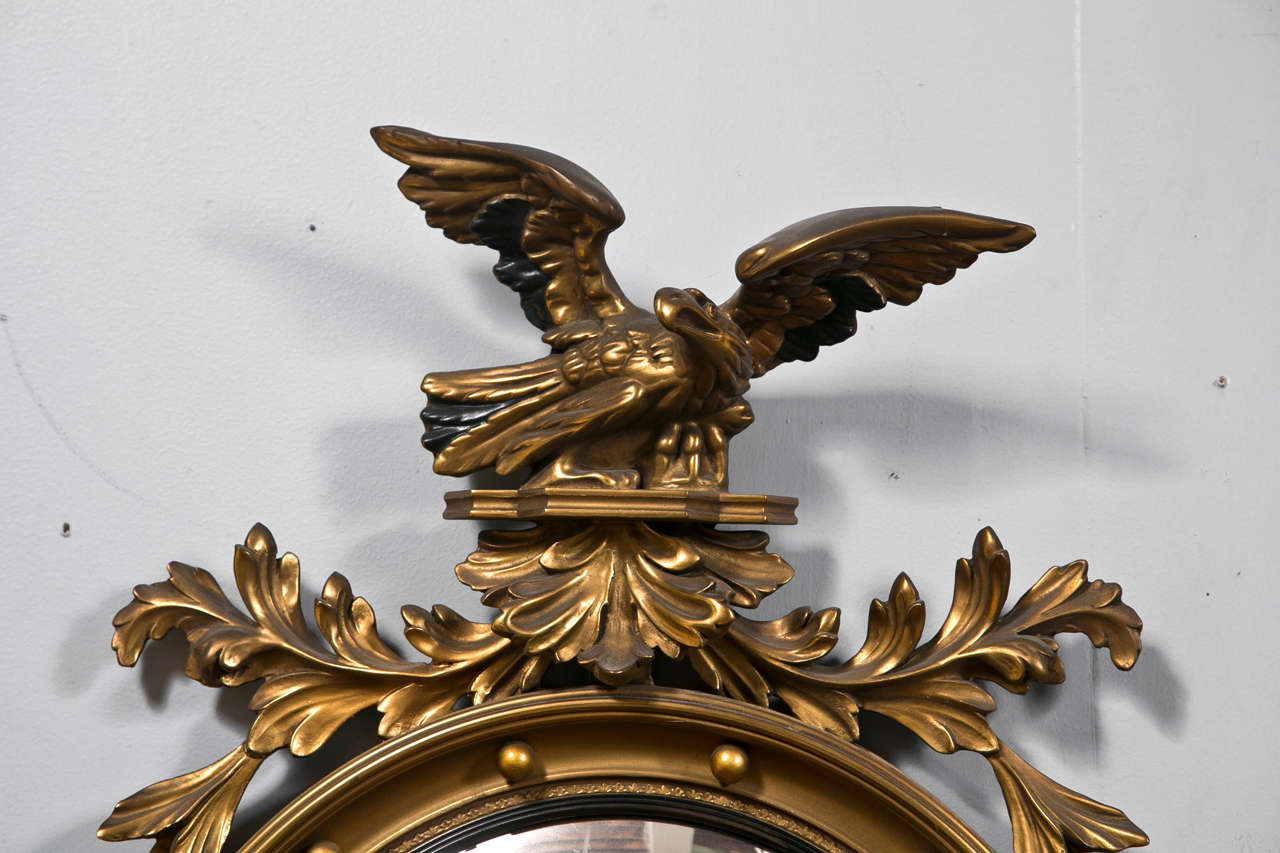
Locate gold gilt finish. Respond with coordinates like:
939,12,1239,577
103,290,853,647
709,744,750,786
101,523,1146,853
443,488,798,525
369,126,1035,493
99,127,1149,853
496,740,535,783
456,520,792,684
240,689,994,853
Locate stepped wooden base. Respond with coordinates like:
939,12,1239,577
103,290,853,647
442,488,798,524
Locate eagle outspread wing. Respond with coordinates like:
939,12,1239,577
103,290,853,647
372,126,659,480
723,207,1036,376
375,128,1036,489
371,125,638,340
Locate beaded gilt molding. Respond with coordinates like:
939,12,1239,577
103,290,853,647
99,127,1148,853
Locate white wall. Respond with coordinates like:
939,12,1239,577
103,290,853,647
2,2,1277,850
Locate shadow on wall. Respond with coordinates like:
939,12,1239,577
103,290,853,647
859,638,1188,845
205,209,1175,500
740,388,1176,498
322,389,1176,516
201,201,1178,497
1101,642,1188,735
315,377,1180,672
313,384,1179,616
202,209,540,359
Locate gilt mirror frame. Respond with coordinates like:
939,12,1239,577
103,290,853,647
98,127,1147,853
241,688,992,853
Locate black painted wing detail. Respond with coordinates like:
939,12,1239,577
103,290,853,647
372,126,639,342
722,207,1035,376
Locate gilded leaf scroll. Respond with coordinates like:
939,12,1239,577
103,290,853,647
102,522,1146,853
101,524,537,853
457,521,793,684
691,527,1147,852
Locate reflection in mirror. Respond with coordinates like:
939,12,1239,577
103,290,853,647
456,820,774,853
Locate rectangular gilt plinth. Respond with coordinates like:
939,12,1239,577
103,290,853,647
443,488,798,525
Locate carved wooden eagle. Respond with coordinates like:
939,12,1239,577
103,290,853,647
372,126,1035,491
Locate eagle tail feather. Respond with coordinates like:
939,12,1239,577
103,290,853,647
422,355,562,402
421,355,566,464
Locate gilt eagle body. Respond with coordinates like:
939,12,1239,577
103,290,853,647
372,126,1035,490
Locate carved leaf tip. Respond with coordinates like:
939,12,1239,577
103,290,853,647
850,572,925,676
990,744,1148,853
98,744,262,853
109,562,250,676
243,522,276,555
1005,559,1144,674
974,525,1004,556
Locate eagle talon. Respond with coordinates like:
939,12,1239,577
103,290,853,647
525,459,642,490
641,422,728,490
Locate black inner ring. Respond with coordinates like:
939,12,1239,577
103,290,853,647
397,792,826,853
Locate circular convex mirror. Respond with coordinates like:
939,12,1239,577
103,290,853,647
408,796,822,853
437,818,787,853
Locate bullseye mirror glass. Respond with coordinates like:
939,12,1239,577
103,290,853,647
441,819,780,853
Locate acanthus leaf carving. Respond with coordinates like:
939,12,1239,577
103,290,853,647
692,526,1147,853
456,520,792,685
102,524,530,851
103,521,1147,853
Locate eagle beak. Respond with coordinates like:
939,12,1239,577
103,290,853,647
655,288,720,341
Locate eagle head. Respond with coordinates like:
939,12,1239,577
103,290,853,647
654,287,752,392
